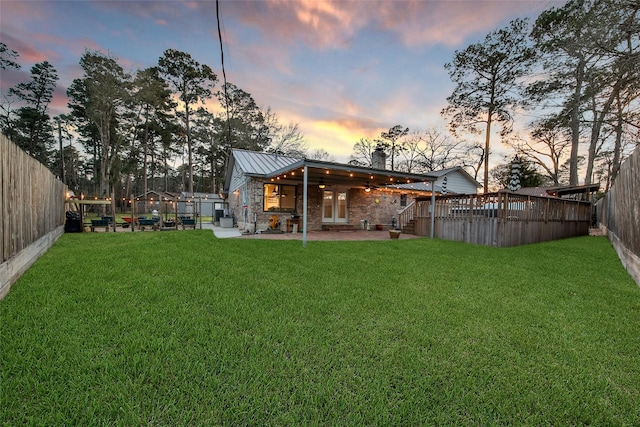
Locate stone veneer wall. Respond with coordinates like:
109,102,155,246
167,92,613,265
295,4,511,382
229,179,409,233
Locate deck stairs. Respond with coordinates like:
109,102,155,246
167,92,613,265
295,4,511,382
398,201,417,235
402,219,416,235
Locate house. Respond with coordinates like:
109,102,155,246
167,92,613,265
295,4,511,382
176,192,226,218
223,149,438,237
385,166,481,195
428,167,482,194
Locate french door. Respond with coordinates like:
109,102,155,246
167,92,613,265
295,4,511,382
322,189,348,223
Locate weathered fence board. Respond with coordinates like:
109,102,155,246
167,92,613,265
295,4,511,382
414,191,591,247
599,146,640,286
0,134,66,299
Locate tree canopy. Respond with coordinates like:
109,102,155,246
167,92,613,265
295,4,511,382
2,0,638,203
442,18,536,193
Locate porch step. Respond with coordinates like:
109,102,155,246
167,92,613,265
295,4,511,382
402,219,415,235
321,224,358,232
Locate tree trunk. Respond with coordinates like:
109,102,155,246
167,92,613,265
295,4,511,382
391,142,395,172
483,80,497,194
210,155,216,193
483,118,491,193
186,105,193,195
164,147,169,192
143,117,149,212
584,80,618,185
611,92,624,184
569,58,585,186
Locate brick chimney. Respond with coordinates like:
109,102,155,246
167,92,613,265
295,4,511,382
372,146,386,169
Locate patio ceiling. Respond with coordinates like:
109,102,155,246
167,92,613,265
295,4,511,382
265,158,437,189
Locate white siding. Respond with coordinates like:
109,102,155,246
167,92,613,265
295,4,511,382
228,163,247,193
436,171,479,194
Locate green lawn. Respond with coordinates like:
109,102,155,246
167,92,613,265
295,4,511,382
1,232,639,425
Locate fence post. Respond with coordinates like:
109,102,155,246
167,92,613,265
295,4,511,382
545,198,550,224
502,192,508,222
430,190,436,239
131,194,135,231
111,192,116,232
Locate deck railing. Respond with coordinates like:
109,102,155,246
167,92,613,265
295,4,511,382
413,191,592,247
397,201,416,230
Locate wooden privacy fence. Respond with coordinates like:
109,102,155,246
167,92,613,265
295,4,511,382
1,134,66,299
411,191,592,247
598,146,640,286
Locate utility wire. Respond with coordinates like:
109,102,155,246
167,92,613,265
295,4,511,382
216,0,232,151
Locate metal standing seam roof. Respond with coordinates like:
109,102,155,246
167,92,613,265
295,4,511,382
224,148,438,195
232,149,301,176
428,167,457,177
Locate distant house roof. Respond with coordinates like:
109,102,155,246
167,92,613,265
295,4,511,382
513,184,600,198
178,191,223,200
430,166,482,188
512,187,552,197
385,182,446,193
385,166,480,194
545,184,600,197
135,190,177,201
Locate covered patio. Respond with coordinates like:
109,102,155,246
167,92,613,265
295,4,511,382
225,152,438,246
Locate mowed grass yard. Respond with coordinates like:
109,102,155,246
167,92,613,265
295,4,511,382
1,231,639,426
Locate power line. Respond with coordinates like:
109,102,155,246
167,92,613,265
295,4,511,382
216,0,232,149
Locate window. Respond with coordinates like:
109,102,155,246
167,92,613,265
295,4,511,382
400,194,407,207
264,184,297,212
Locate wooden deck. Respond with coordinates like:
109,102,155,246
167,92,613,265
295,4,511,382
408,191,592,247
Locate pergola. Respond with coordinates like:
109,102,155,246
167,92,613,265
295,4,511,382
264,158,438,246
64,197,114,231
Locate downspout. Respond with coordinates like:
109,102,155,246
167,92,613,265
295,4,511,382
303,165,308,247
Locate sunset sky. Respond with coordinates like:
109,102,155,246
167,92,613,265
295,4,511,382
1,0,559,163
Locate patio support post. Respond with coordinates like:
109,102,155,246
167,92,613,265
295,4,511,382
303,165,308,247
430,189,435,239
79,199,85,233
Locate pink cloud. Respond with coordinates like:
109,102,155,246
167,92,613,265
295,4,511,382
0,0,49,25
50,86,70,114
230,0,368,50
1,33,49,64
184,1,199,10
376,1,541,47
229,0,545,50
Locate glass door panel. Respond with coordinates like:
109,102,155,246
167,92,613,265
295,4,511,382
322,190,334,221
336,191,347,223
